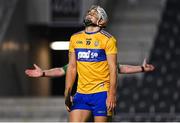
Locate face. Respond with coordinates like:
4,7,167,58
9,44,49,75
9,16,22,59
85,9,100,25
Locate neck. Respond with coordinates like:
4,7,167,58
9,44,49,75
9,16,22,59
85,26,101,33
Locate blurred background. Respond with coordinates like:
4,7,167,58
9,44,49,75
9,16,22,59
0,0,179,121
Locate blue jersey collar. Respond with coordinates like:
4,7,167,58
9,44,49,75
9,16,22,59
85,29,101,34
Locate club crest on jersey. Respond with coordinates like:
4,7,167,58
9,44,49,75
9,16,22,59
94,41,99,46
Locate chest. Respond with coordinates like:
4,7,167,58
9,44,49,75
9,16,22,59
74,36,107,62
74,36,106,49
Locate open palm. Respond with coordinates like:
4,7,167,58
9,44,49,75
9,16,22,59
25,64,43,77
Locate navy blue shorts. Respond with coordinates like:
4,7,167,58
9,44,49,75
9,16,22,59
71,91,108,116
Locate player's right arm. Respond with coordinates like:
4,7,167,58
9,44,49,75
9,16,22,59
64,52,77,111
64,36,77,112
25,64,67,77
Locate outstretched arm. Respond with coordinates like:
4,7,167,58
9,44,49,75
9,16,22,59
25,64,67,77
118,58,155,74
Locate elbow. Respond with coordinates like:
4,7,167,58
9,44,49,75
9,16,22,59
109,64,117,74
68,63,76,71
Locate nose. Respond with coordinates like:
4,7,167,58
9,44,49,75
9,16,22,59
86,14,92,19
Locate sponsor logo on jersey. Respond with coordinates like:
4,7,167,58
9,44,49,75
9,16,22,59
75,48,107,62
76,40,83,44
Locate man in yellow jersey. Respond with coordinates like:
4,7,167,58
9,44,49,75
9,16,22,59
24,5,154,122
65,5,118,122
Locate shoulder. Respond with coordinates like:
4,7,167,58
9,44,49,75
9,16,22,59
70,31,84,41
100,29,113,38
71,30,84,37
100,30,117,43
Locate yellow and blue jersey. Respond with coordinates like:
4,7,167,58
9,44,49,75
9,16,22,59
69,29,117,94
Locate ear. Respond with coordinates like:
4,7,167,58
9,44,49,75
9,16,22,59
97,18,107,27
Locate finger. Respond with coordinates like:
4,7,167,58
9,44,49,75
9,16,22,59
150,65,155,71
146,64,152,68
112,102,116,109
152,65,155,70
25,70,30,76
70,96,73,104
106,102,110,111
142,58,147,66
25,70,32,76
66,106,71,112
145,64,155,72
25,70,29,74
108,102,113,111
109,101,116,110
111,102,115,110
106,99,112,111
25,69,33,73
145,64,150,68
108,103,111,111
33,64,40,70
25,72,33,77
113,102,116,109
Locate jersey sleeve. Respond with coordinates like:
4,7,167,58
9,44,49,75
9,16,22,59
62,64,68,73
69,36,75,53
105,36,117,54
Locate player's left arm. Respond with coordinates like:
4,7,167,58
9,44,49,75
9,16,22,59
105,36,118,111
118,58,155,74
106,54,117,111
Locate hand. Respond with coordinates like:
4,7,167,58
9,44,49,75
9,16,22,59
64,90,73,112
25,64,43,77
142,58,155,72
106,94,116,112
